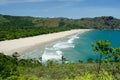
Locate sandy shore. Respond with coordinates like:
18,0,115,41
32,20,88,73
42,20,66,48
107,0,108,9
0,29,91,55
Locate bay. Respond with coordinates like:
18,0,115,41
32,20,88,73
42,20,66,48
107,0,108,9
42,30,120,62
19,30,120,63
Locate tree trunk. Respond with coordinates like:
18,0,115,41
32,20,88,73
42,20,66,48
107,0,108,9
97,54,102,73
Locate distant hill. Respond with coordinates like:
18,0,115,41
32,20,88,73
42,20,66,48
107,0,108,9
0,14,120,41
0,14,120,29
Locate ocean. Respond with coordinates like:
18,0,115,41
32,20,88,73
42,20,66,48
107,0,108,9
19,30,120,63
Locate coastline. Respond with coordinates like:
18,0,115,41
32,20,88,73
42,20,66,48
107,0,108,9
0,29,91,56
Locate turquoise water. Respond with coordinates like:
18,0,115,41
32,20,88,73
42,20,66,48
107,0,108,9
19,30,120,63
42,30,120,62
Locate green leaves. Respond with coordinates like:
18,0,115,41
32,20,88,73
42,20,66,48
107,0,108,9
92,40,111,73
64,70,114,80
92,40,110,55
111,47,120,62
92,40,120,74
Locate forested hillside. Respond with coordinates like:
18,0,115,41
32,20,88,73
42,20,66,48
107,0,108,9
0,14,120,41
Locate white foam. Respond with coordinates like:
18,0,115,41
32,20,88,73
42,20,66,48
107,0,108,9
45,47,57,50
42,33,80,62
68,38,74,43
42,50,62,62
68,34,79,43
53,42,74,49
56,50,62,55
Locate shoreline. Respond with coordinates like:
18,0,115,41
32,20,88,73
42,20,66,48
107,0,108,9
0,29,91,56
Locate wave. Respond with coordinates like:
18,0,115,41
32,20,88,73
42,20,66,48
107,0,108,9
53,42,74,49
68,34,79,43
42,33,80,62
42,50,62,62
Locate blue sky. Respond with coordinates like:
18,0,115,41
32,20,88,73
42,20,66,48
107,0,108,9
0,0,120,19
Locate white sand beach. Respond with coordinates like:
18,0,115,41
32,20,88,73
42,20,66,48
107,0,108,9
0,29,91,55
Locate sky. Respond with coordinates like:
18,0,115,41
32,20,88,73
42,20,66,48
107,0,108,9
0,0,120,19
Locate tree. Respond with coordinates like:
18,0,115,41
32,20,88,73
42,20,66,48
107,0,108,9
110,47,120,62
61,56,67,64
92,40,110,73
113,48,120,62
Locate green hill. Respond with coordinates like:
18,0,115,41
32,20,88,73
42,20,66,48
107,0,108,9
0,14,120,41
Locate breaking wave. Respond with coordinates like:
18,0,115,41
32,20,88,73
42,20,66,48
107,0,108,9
42,34,80,62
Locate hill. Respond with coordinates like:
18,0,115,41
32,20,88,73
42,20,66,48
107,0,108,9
0,14,120,41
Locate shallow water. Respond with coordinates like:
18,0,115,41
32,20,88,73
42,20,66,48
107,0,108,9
19,30,120,63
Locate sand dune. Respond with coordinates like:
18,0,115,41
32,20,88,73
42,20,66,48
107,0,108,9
0,29,91,55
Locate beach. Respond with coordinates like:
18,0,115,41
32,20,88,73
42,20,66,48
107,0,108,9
0,29,91,55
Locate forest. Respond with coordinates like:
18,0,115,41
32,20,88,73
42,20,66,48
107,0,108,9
0,14,120,41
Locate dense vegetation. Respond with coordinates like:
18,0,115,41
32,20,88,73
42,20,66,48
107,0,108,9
0,40,120,80
0,14,120,41
0,53,120,80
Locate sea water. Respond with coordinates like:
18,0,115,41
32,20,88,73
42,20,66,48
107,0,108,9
42,30,120,62
19,30,120,63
